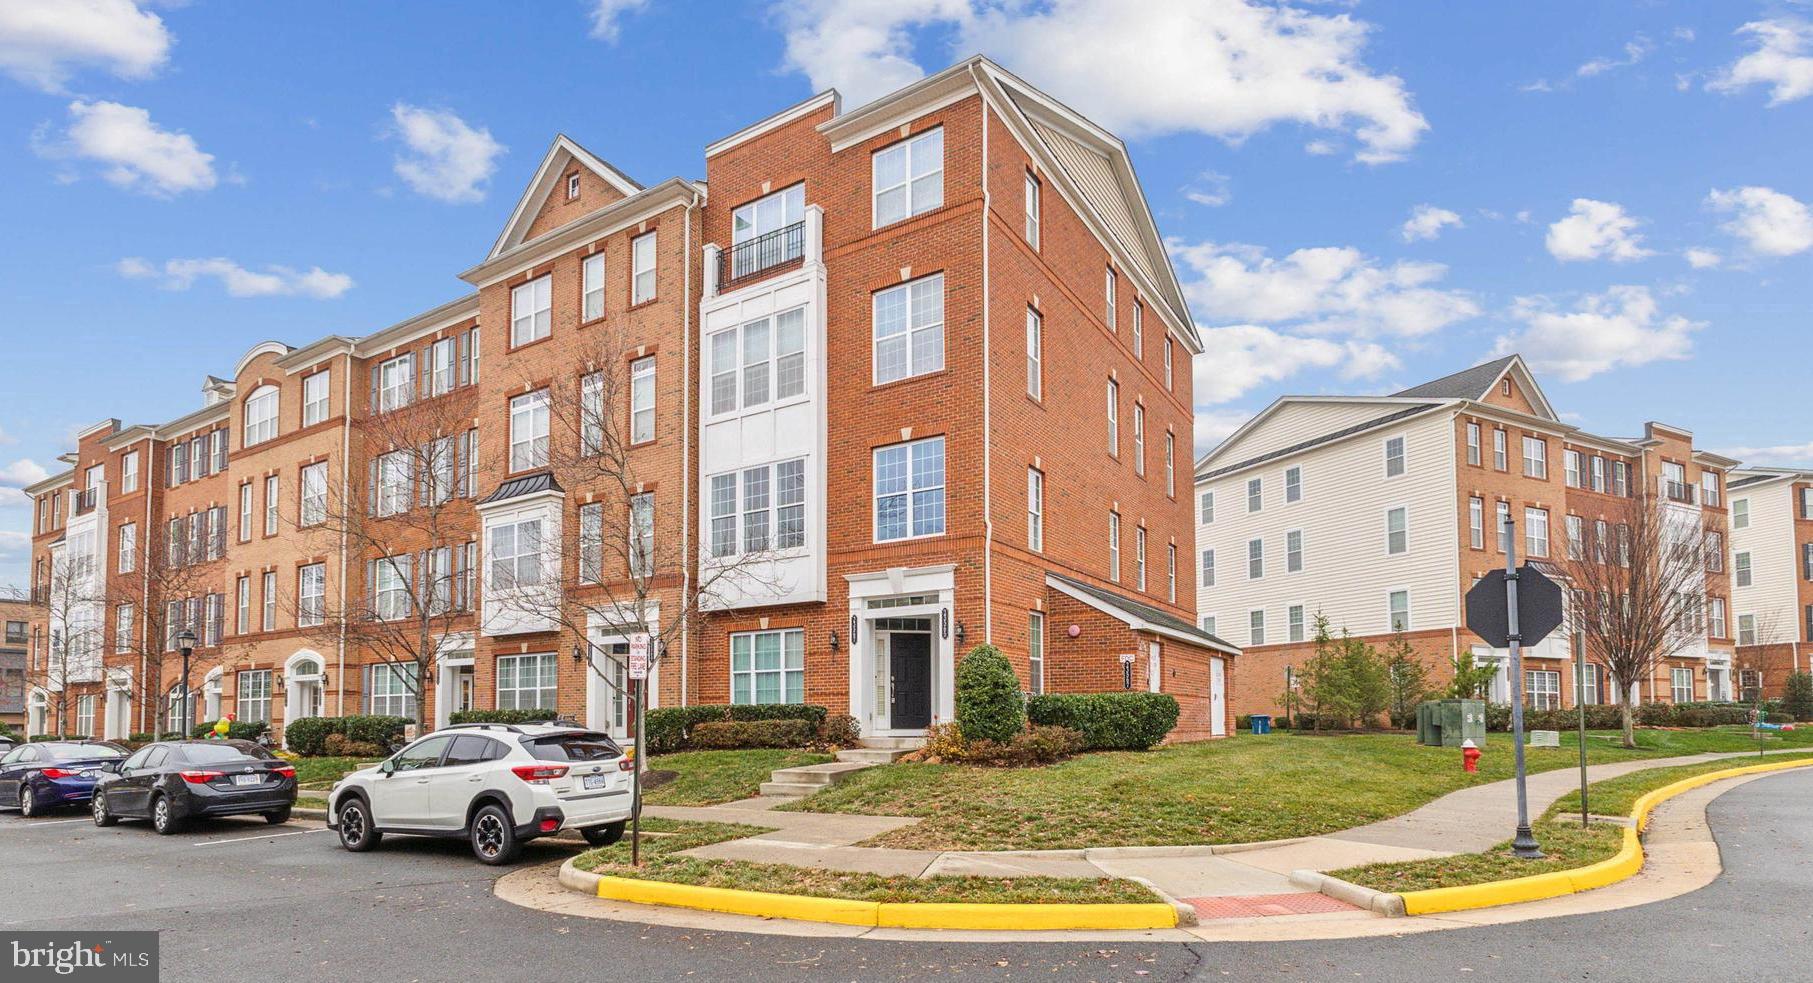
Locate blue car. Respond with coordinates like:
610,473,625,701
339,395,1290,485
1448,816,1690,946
0,741,128,817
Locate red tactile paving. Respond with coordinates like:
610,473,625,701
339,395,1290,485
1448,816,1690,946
1183,892,1360,920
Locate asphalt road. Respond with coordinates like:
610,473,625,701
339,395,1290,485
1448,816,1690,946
3,769,1810,983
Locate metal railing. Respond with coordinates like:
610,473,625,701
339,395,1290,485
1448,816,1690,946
74,487,97,514
1661,479,1695,505
720,221,805,289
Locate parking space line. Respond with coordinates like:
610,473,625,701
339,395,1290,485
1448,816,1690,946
13,818,91,827
191,827,331,847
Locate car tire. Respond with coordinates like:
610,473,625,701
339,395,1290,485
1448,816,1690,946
18,785,39,818
581,821,626,847
92,791,118,827
263,808,292,826
469,804,521,865
151,794,184,835
336,797,381,852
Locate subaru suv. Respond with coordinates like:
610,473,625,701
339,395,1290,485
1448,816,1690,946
326,722,636,864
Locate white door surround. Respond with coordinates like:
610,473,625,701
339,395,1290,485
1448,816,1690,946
846,564,956,737
1210,657,1227,737
585,607,660,745
103,669,133,740
283,650,327,741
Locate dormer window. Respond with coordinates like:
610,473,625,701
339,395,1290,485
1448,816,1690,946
566,172,580,200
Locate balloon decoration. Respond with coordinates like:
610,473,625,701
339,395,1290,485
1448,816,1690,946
211,712,237,739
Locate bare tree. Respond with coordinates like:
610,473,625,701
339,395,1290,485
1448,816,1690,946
1558,494,1722,748
288,381,485,734
26,541,108,736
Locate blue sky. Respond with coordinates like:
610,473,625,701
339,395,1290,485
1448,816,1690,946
2,0,1811,589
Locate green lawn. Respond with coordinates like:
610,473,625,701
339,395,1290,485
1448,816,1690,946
1545,751,1813,821
573,818,1157,904
292,756,379,791
644,750,833,807
783,729,1805,852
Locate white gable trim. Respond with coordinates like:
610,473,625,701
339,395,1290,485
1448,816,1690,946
1045,575,1240,655
708,90,838,158
488,135,642,261
1486,356,1558,422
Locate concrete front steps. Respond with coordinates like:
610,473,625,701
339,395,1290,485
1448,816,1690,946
755,739,919,797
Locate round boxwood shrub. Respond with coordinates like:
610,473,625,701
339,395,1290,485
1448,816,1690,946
955,644,1025,743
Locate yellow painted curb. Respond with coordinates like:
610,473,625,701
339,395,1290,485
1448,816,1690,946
592,876,1178,930
1399,756,1813,916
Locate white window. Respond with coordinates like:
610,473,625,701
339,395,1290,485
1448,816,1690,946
1701,472,1721,507
1023,172,1040,247
730,629,805,704
76,694,95,737
264,475,279,535
1732,498,1750,529
1612,461,1629,496
237,670,271,723
1248,537,1264,579
1249,609,1266,646
1025,308,1041,399
300,462,327,527
1469,497,1484,550
1286,530,1303,572
1466,422,1481,466
629,492,655,578
1498,501,1512,553
1132,404,1145,476
1493,429,1507,470
732,183,804,252
297,563,325,627
1526,507,1550,557
630,355,656,443
238,482,252,542
874,437,944,541
121,451,138,494
1672,667,1694,704
115,603,133,654
709,460,806,559
374,555,412,621
1738,613,1757,646
1709,597,1727,638
710,307,807,414
261,572,276,632
1164,337,1174,390
1026,468,1043,552
428,338,456,396
1247,477,1262,513
577,502,603,584
1288,604,1305,642
1199,491,1214,524
632,231,657,304
1389,590,1411,632
1522,436,1547,479
1028,611,1044,694
1168,543,1177,602
1132,300,1144,358
1104,267,1117,329
1200,549,1215,587
872,127,942,227
1136,526,1147,591
1526,670,1560,711
509,390,549,472
873,274,944,385
117,522,135,573
243,385,278,446
1106,379,1119,454
1735,551,1752,587
511,274,552,346
1201,615,1217,636
1285,466,1302,502
1591,456,1606,492
364,663,416,718
1564,450,1582,488
378,354,414,412
497,653,558,710
235,576,249,634
1109,512,1121,582
582,253,605,321
567,171,581,199
580,371,604,457
1566,514,1584,560
376,451,411,517
490,518,543,588
1385,436,1406,477
1386,507,1408,555
303,371,330,426
1166,433,1175,497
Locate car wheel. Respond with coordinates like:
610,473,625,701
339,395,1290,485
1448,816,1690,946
581,821,626,847
92,791,118,827
263,808,292,826
18,785,38,818
336,798,381,852
151,794,184,835
469,804,520,865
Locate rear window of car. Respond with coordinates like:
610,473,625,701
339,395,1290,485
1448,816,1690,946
177,744,271,764
522,732,621,762
43,743,125,761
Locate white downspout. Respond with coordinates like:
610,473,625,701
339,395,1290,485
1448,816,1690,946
335,353,352,716
973,65,994,645
682,190,698,706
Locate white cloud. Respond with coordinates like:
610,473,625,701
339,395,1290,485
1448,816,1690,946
118,256,354,299
1192,324,1401,405
0,458,50,488
1183,170,1231,207
586,0,649,42
1193,407,1255,456
775,0,1428,164
0,529,30,587
1170,240,1480,338
1683,247,1722,269
35,100,215,196
1577,35,1654,77
388,103,505,204
1714,440,1813,467
1707,19,1813,105
0,0,171,92
1400,204,1462,242
1544,198,1654,262
1493,285,1701,382
1705,185,1813,257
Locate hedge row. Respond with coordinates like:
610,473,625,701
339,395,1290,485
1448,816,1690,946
1025,692,1179,750
688,719,817,749
189,720,272,741
645,704,827,753
1484,700,1789,732
448,708,560,725
284,715,409,757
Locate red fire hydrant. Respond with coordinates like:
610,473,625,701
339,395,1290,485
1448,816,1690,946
1461,738,1481,773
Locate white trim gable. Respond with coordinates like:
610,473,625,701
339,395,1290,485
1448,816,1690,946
1045,574,1240,655
1483,356,1558,422
489,135,642,261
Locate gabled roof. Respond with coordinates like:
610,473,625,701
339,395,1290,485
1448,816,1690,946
1046,573,1239,655
1730,467,1813,490
1393,353,1557,422
488,134,642,261
1197,403,1441,480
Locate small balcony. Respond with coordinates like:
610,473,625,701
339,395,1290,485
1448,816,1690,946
1661,479,1696,505
74,487,98,515
705,205,824,299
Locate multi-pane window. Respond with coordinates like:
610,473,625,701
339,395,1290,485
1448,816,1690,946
1671,667,1695,704
872,127,942,227
567,172,580,199
1590,456,1606,492
237,670,271,723
1201,615,1217,636
235,576,249,634
169,441,186,486
237,481,252,542
1466,422,1481,466
1106,379,1119,454
1701,472,1721,507
1248,537,1264,579
1163,337,1174,390
1023,172,1040,247
1135,526,1147,591
629,493,655,578
1132,300,1144,358
1247,477,1262,512
1026,468,1043,552
428,337,457,396
1612,461,1629,496
118,522,135,573
76,694,95,737
1025,308,1041,399
1565,449,1582,487
365,663,416,718
1109,512,1121,582
1708,597,1727,638
1525,670,1560,711
709,459,806,558
874,437,944,541
297,563,325,627
378,354,414,412
1526,507,1550,558
1249,609,1266,646
244,386,278,446
376,450,411,517
1386,507,1409,555
121,450,138,493
374,555,412,621
1389,590,1411,632
873,275,943,384
1286,530,1304,572
1199,491,1214,524
631,231,657,304
1735,551,1752,587
1469,497,1484,549
1167,543,1177,602
490,518,542,588
1285,466,1302,502
1567,514,1585,560
1132,404,1145,476
300,462,327,527
711,308,807,414
582,253,605,321
264,475,279,535
1288,604,1305,643
115,603,133,653
1732,498,1750,529
1200,549,1215,587
1522,436,1547,479
303,371,330,425
580,371,604,457
630,356,656,443
1738,613,1758,646
511,274,552,346
731,628,805,705
731,183,804,262
1166,433,1175,497
261,571,276,631
1028,611,1044,695
497,653,558,710
1384,436,1406,477
578,502,603,584
1104,268,1117,329
1492,429,1507,470
509,390,549,472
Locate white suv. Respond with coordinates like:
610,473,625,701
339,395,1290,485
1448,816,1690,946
326,722,636,864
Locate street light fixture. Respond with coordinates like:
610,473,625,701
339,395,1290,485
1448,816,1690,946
176,629,196,738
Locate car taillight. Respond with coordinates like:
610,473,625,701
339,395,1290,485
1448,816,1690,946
538,817,559,833
179,770,223,784
510,764,568,785
40,767,79,779
618,758,635,772
270,765,296,779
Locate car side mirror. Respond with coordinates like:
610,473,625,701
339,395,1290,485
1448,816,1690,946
102,761,122,773
378,758,396,776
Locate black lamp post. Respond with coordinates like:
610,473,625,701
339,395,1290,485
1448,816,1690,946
176,629,196,737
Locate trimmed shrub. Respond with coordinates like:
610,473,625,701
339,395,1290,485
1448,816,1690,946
1783,673,1813,722
323,733,385,757
127,732,157,742
954,644,1024,743
190,720,271,741
688,718,815,750
724,703,827,727
1026,692,1179,750
812,713,862,751
448,708,560,725
29,734,92,742
922,721,1082,765
282,715,409,756
645,704,829,753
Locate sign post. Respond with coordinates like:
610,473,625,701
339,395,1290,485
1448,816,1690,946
628,633,650,867
1574,636,1589,828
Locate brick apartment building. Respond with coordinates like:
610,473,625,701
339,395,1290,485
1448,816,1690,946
1727,466,1813,699
21,57,1235,746
1194,355,1740,719
0,592,28,732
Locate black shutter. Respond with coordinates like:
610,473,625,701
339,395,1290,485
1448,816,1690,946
369,363,381,413
367,459,378,516
457,331,469,388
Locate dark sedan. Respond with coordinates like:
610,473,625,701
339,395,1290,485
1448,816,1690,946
0,740,128,817
93,740,296,834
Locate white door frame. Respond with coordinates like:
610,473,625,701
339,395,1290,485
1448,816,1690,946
283,650,326,743
873,623,935,733
433,632,477,731
846,564,956,738
103,669,133,740
585,608,659,745
1210,657,1227,737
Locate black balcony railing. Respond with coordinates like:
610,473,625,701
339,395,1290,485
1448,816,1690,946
721,221,806,289
1662,480,1695,505
74,487,97,514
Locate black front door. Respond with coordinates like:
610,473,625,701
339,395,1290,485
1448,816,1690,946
889,634,932,730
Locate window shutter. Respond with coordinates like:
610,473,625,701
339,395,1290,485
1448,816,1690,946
365,559,377,619
369,363,381,413
367,459,378,516
457,331,469,388
415,350,428,402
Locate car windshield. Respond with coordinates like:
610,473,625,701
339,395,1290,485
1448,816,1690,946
178,744,270,764
42,743,125,761
523,732,621,762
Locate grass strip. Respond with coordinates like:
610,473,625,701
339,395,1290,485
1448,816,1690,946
643,750,833,807
1544,751,1813,820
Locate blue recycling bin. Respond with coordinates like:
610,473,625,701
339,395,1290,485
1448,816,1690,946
1250,714,1273,735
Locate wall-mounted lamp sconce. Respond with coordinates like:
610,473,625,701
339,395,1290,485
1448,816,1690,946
954,621,967,646
572,644,586,664
1067,624,1081,639
829,630,840,651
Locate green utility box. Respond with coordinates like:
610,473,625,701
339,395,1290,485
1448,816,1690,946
1416,699,1487,747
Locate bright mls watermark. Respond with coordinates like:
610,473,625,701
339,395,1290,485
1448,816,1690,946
6,933,157,981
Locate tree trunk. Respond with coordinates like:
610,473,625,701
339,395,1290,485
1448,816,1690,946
417,661,431,735
1620,699,1636,749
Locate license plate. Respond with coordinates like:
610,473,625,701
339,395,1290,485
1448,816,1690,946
582,773,608,790
233,774,261,787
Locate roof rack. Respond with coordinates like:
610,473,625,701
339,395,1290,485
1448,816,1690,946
442,722,527,734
